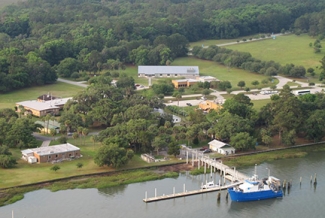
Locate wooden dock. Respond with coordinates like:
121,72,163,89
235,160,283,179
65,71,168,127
143,146,250,203
143,182,242,203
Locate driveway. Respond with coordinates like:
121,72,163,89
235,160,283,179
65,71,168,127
57,78,88,88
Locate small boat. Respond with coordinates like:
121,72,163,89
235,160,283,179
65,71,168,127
228,165,283,202
201,181,220,189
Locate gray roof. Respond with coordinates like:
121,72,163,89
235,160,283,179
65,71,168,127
21,143,80,156
208,139,234,149
16,97,72,111
138,66,199,75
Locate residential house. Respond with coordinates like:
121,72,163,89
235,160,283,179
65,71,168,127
208,139,235,155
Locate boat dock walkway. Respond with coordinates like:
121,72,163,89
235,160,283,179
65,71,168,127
143,182,242,203
143,147,250,203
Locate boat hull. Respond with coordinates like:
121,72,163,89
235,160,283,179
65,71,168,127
228,187,283,202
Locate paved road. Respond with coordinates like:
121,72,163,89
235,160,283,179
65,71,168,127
189,33,287,51
165,76,325,106
57,78,88,88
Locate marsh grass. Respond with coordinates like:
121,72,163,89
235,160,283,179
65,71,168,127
0,169,178,206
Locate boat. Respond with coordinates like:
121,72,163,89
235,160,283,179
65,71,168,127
201,181,220,189
228,165,283,202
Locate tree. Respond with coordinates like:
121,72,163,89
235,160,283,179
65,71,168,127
218,81,232,91
76,162,83,168
58,136,67,144
167,140,180,157
94,143,133,168
230,132,256,151
202,89,210,97
51,165,60,172
307,68,315,77
82,128,89,144
251,80,259,88
0,145,17,168
237,81,245,89
173,92,182,106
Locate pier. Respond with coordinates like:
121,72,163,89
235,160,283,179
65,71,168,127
143,182,242,203
143,146,250,203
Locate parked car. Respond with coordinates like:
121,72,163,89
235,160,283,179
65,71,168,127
186,103,192,106
67,132,73,136
203,149,212,153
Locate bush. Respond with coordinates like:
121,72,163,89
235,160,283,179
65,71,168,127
309,82,315,86
242,38,247,42
58,136,68,144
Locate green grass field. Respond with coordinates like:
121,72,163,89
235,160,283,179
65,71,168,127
172,57,271,89
225,34,323,70
0,82,85,109
1,136,182,188
189,34,259,48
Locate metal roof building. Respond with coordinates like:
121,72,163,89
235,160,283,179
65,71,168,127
138,66,199,78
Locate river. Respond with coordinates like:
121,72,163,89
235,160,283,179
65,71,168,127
1,151,324,218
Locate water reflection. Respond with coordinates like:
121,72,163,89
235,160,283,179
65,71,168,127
98,184,128,197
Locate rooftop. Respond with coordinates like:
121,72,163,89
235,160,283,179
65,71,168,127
138,66,199,75
21,143,80,156
17,97,72,111
208,139,232,149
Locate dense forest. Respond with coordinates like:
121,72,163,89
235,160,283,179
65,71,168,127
0,0,325,92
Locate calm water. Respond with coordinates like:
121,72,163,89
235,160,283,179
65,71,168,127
1,151,325,218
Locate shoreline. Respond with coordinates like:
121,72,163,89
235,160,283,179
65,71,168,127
1,142,325,207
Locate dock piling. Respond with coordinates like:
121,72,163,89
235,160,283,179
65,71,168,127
314,173,317,185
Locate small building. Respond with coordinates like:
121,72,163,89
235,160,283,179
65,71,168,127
35,120,61,134
199,100,223,112
16,97,72,117
37,94,58,102
153,108,181,124
172,79,199,88
208,139,235,155
196,76,219,83
138,66,199,78
21,143,81,163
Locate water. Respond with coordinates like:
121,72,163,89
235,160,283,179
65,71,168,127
1,151,324,218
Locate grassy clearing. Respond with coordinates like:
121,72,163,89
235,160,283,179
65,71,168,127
225,34,323,70
222,143,325,169
172,57,271,89
285,81,300,87
189,34,260,48
251,99,271,111
1,136,183,189
0,82,85,109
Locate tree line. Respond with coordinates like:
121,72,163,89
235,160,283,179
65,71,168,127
192,45,307,78
0,0,325,91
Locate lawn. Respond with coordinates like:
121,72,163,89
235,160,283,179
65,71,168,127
189,34,260,48
251,99,271,111
225,34,323,70
0,82,85,109
172,57,271,89
1,136,182,188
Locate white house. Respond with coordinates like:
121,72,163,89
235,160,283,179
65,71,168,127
208,139,235,155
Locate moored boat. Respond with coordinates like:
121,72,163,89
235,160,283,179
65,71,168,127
228,165,283,202
201,181,220,189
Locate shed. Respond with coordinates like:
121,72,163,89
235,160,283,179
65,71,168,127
208,139,235,155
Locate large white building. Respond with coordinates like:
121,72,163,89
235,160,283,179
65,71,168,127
138,66,199,78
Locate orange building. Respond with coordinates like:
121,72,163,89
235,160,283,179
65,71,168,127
172,79,199,88
199,100,223,112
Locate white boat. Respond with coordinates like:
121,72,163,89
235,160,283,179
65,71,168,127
201,181,220,189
